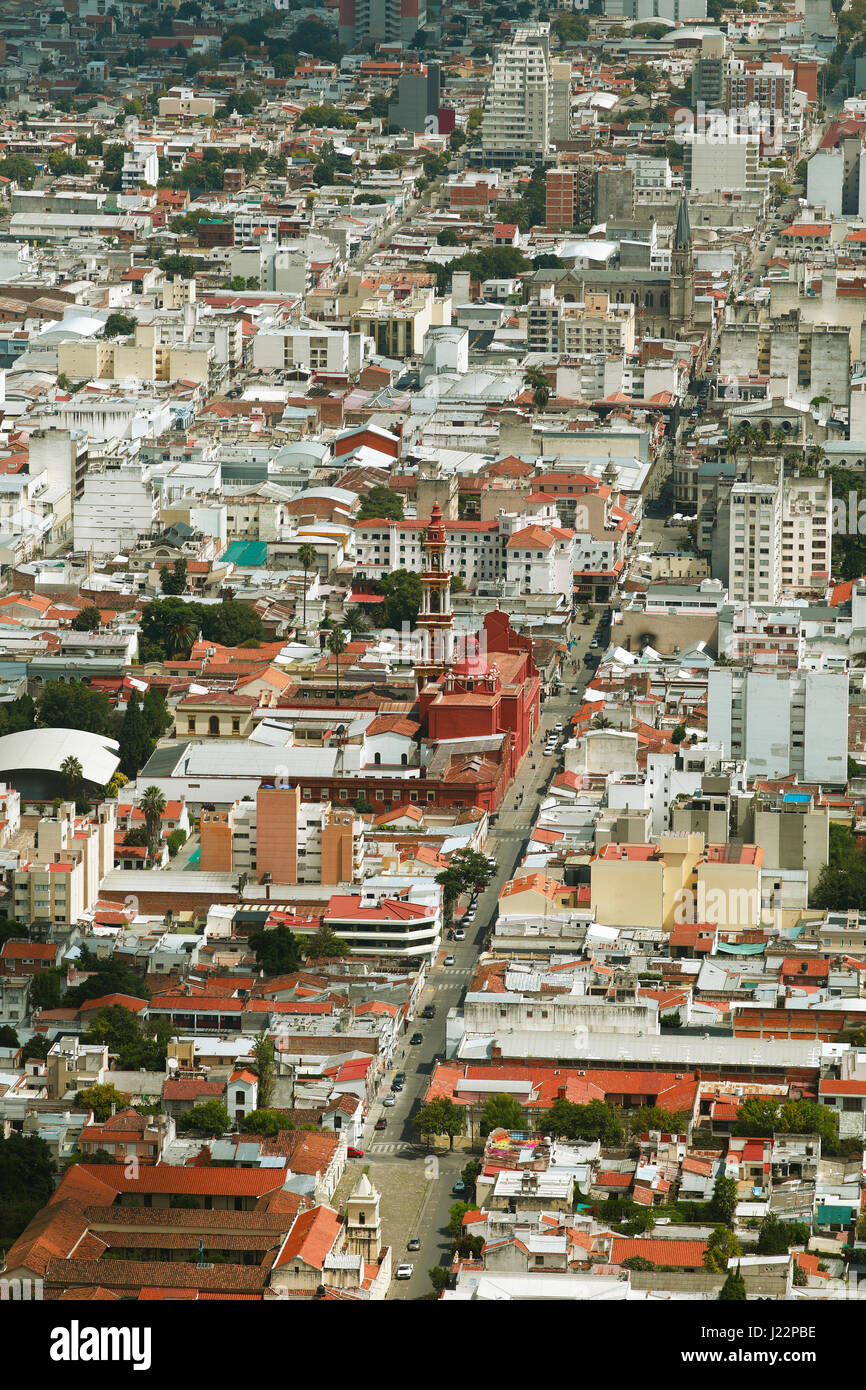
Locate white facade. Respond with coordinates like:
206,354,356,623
251,326,353,374
807,149,843,218
728,477,783,604
121,143,159,191
707,668,849,785
73,465,158,556
481,25,551,165
781,473,831,595
683,134,766,195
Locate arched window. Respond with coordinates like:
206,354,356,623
208,715,219,735
374,752,381,765
645,293,654,310
401,753,408,766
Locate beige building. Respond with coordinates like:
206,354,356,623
58,323,212,385
590,832,704,930
12,803,116,927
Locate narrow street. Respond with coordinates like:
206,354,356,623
346,609,608,1299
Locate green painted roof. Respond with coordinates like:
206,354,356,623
221,540,268,567
716,942,766,955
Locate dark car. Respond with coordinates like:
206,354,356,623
421,1004,436,1019
410,1032,423,1045
394,1071,406,1084
374,1117,387,1131
391,1079,404,1092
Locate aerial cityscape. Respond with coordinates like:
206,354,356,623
0,0,865,1333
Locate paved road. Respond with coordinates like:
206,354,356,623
366,611,607,1298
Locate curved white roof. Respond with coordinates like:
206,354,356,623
0,727,120,784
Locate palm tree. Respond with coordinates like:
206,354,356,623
344,606,368,636
140,785,167,863
60,755,83,799
297,543,317,630
591,713,612,729
328,627,347,705
523,366,550,411
163,609,197,658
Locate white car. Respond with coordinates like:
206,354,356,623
543,746,556,756
444,953,455,966
383,1095,397,1107
396,1263,414,1279
454,928,466,940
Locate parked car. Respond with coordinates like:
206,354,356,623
383,1095,397,1107
391,1079,404,1092
452,1179,467,1195
375,1117,387,1131
421,1004,436,1019
554,722,563,733
410,1032,423,1044
590,639,599,649
407,1237,421,1252
394,1071,406,1084
454,928,466,940
396,1263,414,1279
543,746,556,756
444,953,455,966
347,1146,364,1158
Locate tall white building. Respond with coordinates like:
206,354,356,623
481,25,551,167
683,133,767,196
73,463,158,556
707,668,849,785
781,472,831,596
728,475,783,604
549,58,572,144
121,142,159,192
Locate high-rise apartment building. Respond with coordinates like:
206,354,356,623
338,0,425,49
727,470,783,605
708,669,848,785
480,25,552,167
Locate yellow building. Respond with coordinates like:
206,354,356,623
590,832,705,930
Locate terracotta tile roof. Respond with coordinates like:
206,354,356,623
273,1205,341,1270
608,1237,707,1268
3,1199,91,1278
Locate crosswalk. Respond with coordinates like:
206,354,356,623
366,1141,415,1156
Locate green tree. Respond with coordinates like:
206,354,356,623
357,486,404,522
65,953,151,1007
143,688,171,740
37,680,112,735
102,312,136,339
30,968,63,1010
296,542,317,629
480,1092,526,1135
140,785,167,862
60,754,83,798
0,1024,19,1046
118,689,154,780
328,627,347,704
239,1108,293,1138
249,923,302,976
178,1099,230,1136
74,1082,129,1122
0,155,38,187
524,366,550,410
252,1034,275,1110
378,569,423,629
71,604,102,632
709,1173,738,1226
756,1212,807,1255
414,1096,465,1150
704,1225,741,1272
0,1133,55,1244
671,724,686,744
160,558,188,595
304,926,350,960
719,1263,747,1300
733,1097,781,1136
